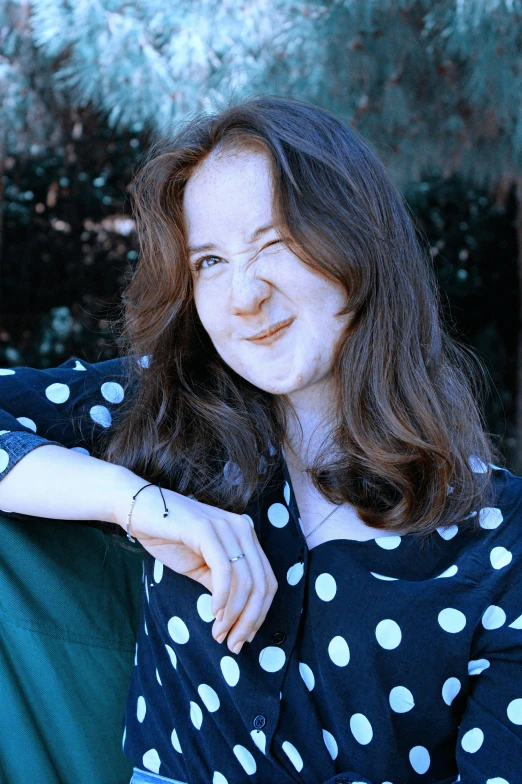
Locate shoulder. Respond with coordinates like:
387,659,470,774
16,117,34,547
465,466,522,593
483,466,522,550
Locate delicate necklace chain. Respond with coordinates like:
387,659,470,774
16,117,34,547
281,443,344,541
304,503,344,539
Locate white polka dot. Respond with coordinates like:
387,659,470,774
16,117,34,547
171,727,182,753
315,573,337,601
145,578,149,603
375,535,401,549
137,696,146,722
461,727,484,753
375,619,402,649
479,507,503,529
72,360,86,371
250,729,266,754
142,749,161,773
442,677,461,706
156,668,162,686
486,779,509,784
71,446,90,455
389,686,415,713
436,525,458,540
190,701,203,729
435,565,458,578
165,644,177,669
283,481,291,505
138,355,150,368
233,744,256,775
198,683,220,712
328,636,350,666
122,725,126,749
409,745,430,774
0,449,9,472
299,662,315,691
490,546,512,569
89,405,112,427
282,741,303,771
45,382,70,404
370,572,398,581
0,368,15,375
482,605,506,629
144,618,148,635
134,641,138,666
213,774,228,784
469,455,488,473
267,502,289,528
350,713,373,745
153,559,163,583
0,430,11,435
242,513,255,528
220,656,240,686
507,698,522,725
17,416,36,432
101,381,124,403
438,608,466,633
468,658,490,676
259,646,286,672
509,613,522,629
168,616,190,644
197,593,215,622
287,562,304,585
322,729,338,760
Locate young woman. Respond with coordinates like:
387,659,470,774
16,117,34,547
0,96,520,784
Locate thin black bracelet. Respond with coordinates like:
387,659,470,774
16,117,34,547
126,482,169,542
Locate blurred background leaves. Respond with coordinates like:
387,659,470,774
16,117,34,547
1,0,521,470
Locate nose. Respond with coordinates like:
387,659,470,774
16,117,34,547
229,263,272,315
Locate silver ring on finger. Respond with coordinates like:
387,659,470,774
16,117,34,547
229,552,246,563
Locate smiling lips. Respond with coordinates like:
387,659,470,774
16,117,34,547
246,317,295,342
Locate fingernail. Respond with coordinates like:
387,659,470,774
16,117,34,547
247,632,255,643
232,642,243,654
217,632,226,644
215,609,224,623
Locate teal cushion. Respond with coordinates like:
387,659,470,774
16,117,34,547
0,512,143,784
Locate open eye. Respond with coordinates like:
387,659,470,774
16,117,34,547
191,255,223,272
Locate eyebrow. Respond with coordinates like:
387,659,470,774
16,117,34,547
187,223,276,255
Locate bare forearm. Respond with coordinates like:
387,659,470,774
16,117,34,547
0,444,141,528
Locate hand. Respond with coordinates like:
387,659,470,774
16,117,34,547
112,473,278,654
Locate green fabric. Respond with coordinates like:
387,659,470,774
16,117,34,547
0,512,144,784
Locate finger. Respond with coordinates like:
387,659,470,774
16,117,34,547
220,528,270,652
210,519,265,648
196,521,234,620
207,518,255,639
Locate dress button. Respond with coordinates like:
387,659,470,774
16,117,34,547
253,714,266,730
272,630,286,645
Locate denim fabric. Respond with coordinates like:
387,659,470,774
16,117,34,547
130,767,188,784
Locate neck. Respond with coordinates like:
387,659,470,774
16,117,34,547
281,378,337,471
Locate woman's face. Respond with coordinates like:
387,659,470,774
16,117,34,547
183,148,352,398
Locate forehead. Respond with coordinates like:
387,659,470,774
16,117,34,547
182,149,275,240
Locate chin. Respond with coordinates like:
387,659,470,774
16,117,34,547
245,374,305,395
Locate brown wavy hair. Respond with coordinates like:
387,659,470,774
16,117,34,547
99,94,504,543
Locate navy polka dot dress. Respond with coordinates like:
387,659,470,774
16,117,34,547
1,356,521,784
